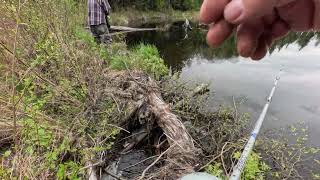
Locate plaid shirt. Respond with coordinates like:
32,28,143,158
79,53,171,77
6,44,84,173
88,0,111,26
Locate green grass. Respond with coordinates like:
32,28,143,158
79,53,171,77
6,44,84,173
110,43,169,79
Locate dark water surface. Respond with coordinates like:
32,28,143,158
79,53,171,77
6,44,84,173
126,22,320,146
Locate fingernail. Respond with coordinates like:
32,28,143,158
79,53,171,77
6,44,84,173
224,0,244,23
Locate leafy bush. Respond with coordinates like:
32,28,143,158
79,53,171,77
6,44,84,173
73,27,169,79
205,152,270,180
0,0,119,179
233,152,270,180
110,44,169,79
205,163,225,179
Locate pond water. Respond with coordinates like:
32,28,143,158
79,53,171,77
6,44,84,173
126,22,320,147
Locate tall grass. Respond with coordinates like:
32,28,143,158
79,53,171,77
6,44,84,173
0,0,114,178
0,0,171,178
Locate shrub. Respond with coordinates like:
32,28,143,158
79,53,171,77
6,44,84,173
110,43,169,79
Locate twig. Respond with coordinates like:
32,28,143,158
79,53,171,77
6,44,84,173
121,155,158,171
138,144,176,180
199,142,232,171
12,0,22,151
105,170,126,180
119,131,146,142
107,124,130,134
221,142,229,176
109,93,121,114
0,136,14,144
155,139,167,149
232,96,238,121
80,161,104,171
157,133,165,145
284,149,302,180
163,132,185,152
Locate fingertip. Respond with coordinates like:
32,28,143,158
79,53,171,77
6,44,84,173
236,23,263,57
200,0,229,24
207,20,234,48
251,50,267,60
199,0,211,24
237,39,256,57
251,38,268,60
206,35,219,48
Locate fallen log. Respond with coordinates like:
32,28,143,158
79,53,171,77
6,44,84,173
191,83,210,97
148,92,196,154
85,26,159,36
108,26,160,36
147,91,200,178
174,83,210,108
110,26,158,32
99,71,202,179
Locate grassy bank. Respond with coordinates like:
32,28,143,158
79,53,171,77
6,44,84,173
0,0,167,178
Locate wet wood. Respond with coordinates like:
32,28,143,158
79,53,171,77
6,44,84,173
109,26,159,36
174,83,210,108
86,161,98,180
191,83,209,97
147,88,200,178
110,26,158,32
148,91,195,152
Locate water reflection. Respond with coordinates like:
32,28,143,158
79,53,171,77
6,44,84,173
126,22,238,69
178,42,320,146
126,22,320,146
126,22,320,70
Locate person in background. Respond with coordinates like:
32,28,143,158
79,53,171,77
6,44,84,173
88,0,112,44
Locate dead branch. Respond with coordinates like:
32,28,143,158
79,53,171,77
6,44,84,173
147,81,201,178
138,144,176,180
86,161,98,180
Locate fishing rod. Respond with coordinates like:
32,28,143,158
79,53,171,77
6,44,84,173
182,68,284,180
229,68,283,180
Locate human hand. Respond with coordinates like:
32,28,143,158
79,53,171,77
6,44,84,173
200,0,320,60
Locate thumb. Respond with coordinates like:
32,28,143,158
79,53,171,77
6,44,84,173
224,0,278,24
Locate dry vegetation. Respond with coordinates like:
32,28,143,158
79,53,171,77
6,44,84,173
1,0,320,180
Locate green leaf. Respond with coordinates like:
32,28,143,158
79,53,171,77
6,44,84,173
57,164,66,180
26,146,34,155
3,150,11,158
